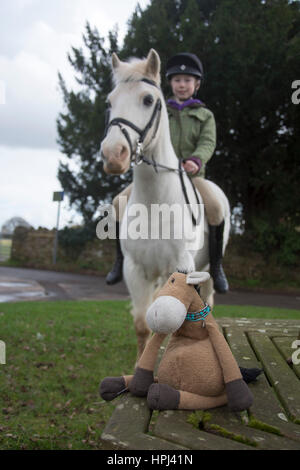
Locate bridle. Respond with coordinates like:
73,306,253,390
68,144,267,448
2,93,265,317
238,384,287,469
101,77,201,226
103,78,162,165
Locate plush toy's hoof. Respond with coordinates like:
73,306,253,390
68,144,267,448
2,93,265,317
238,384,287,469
226,378,254,411
99,376,127,401
147,383,180,410
240,367,263,384
129,367,154,397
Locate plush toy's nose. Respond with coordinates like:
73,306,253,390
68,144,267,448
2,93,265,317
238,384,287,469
146,296,187,334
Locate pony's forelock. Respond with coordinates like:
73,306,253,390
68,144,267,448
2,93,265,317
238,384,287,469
112,56,161,87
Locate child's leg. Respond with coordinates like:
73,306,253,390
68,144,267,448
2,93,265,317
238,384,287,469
192,177,228,293
192,177,223,226
106,183,133,285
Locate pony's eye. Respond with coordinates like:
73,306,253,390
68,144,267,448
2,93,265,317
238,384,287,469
143,94,154,106
171,278,175,284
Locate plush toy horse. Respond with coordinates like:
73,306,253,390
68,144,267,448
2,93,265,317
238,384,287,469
100,271,253,411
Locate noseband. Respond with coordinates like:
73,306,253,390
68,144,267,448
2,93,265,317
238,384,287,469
103,78,162,165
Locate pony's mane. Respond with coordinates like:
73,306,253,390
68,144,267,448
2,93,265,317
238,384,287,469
113,57,161,87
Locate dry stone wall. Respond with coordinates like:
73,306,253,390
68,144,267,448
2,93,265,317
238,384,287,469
9,227,300,288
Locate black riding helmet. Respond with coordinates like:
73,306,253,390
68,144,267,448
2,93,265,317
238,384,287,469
166,53,204,80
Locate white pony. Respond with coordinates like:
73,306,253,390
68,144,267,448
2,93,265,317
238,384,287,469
101,49,230,358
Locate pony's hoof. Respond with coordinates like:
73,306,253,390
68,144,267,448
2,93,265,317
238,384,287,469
99,376,127,401
147,383,180,410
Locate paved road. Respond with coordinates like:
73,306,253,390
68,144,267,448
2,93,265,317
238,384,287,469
0,266,299,310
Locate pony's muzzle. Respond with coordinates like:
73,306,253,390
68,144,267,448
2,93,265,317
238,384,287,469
101,140,130,174
146,296,187,334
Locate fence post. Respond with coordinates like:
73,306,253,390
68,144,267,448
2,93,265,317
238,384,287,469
52,191,64,264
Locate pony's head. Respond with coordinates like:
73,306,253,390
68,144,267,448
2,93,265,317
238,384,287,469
100,49,163,175
146,271,211,334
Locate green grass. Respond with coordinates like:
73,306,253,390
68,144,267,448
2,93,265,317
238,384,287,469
228,276,300,293
213,304,300,319
0,300,136,450
0,299,299,450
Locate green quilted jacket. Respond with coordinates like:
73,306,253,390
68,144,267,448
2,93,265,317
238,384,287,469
167,100,216,177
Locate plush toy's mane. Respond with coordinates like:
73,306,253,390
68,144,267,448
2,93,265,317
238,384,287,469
176,269,201,296
176,269,188,275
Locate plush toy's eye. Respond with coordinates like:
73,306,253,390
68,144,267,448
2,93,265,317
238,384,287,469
143,94,154,106
171,278,175,284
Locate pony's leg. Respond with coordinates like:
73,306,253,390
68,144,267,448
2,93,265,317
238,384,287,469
177,250,195,274
193,177,224,226
147,383,227,411
112,183,133,222
123,256,156,360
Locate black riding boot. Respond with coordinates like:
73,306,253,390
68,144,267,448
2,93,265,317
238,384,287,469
209,220,229,293
106,222,124,285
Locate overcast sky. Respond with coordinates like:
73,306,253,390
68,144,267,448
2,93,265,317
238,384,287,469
0,0,150,231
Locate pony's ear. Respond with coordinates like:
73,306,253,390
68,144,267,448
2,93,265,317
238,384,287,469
186,271,210,285
111,52,121,70
145,49,161,82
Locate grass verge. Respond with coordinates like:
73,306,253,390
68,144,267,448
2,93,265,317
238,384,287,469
0,300,135,450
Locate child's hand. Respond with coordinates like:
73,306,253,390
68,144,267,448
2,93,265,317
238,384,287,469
182,160,199,175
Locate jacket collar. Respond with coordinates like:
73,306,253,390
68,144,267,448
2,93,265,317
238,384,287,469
167,97,205,111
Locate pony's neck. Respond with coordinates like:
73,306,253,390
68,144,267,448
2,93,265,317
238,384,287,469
145,100,178,167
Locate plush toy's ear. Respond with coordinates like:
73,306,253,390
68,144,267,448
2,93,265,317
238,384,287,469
186,271,210,285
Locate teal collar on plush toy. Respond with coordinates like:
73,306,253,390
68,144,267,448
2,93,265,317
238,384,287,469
186,303,211,322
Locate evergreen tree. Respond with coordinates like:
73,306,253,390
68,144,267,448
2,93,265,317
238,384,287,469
56,0,300,262
57,23,131,223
